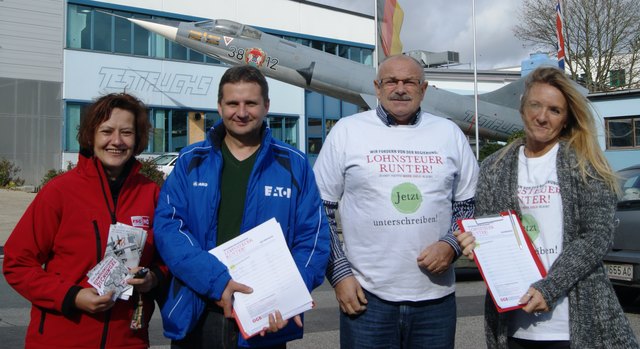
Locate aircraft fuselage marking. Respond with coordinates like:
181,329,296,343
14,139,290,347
464,110,521,134
227,46,279,70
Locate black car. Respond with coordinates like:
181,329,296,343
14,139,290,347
604,164,640,302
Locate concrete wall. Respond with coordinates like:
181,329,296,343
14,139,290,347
0,0,64,186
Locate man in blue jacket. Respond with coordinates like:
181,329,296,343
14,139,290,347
154,65,329,349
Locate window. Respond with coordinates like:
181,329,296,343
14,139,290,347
618,167,640,202
324,96,340,119
64,101,210,153
606,117,640,148
67,4,92,49
325,119,338,135
311,40,323,51
170,40,188,60
171,110,188,151
189,49,205,63
64,104,84,151
204,112,221,130
268,116,299,148
349,47,361,62
64,3,371,157
306,117,323,155
65,4,373,68
153,109,188,152
114,11,132,54
153,33,167,58
151,110,167,152
338,45,349,59
610,69,626,88
206,56,221,64
304,91,359,161
132,13,151,55
324,42,337,55
362,48,373,66
93,9,113,52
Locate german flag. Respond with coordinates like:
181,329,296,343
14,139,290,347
378,0,404,58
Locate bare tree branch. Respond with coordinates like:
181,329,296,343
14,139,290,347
514,0,640,92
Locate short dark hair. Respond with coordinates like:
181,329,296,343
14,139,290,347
217,66,269,104
77,93,150,156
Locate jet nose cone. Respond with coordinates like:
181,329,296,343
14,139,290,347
129,18,179,41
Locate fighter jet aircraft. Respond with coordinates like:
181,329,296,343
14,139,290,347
126,16,524,140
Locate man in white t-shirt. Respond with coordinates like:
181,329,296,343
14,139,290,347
313,55,479,348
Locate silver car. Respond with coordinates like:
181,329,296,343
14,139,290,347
151,152,179,179
604,164,640,303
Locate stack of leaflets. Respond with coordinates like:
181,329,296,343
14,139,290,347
87,223,147,301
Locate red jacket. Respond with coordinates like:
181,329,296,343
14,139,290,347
3,154,164,349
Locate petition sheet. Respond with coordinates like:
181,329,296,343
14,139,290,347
209,218,313,338
459,211,546,312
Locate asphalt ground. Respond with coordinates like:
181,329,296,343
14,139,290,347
1,188,639,348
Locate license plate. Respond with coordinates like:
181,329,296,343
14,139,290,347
606,263,633,281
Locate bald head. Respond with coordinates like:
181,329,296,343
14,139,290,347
377,55,424,81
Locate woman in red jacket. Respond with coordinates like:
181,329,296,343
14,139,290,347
3,93,166,349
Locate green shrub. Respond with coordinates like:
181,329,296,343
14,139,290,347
478,142,505,162
41,162,76,187
0,157,25,188
41,159,164,188
507,130,526,143
138,158,164,187
41,169,66,187
477,130,527,162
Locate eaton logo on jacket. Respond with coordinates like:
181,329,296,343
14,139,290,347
264,185,291,198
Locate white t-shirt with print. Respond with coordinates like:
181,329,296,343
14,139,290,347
508,143,570,341
313,110,479,302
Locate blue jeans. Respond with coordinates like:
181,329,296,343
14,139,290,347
340,289,456,349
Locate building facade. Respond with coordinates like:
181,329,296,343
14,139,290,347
4,1,637,186
590,89,640,171
1,0,373,185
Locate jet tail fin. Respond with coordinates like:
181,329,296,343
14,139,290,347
478,72,589,111
477,76,526,111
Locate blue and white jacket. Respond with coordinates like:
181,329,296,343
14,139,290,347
154,122,329,347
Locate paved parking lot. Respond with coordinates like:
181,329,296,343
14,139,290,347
1,188,640,348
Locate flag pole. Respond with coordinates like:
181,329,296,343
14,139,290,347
472,0,480,159
374,0,379,70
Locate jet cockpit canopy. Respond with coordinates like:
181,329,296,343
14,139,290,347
194,19,262,40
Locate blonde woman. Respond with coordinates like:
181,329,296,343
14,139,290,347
457,67,638,349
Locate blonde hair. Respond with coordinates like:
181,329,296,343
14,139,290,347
518,67,618,193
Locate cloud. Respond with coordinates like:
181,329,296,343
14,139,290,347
400,0,532,69
312,0,535,69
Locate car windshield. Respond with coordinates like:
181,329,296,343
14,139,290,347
618,167,640,202
152,154,176,165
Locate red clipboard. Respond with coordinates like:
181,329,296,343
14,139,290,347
458,210,547,312
232,301,316,340
232,309,255,340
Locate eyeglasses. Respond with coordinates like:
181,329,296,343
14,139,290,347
378,77,424,89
